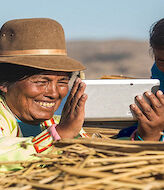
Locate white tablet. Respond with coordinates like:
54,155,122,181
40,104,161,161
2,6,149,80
83,79,160,121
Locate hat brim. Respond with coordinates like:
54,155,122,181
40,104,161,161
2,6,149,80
0,55,85,72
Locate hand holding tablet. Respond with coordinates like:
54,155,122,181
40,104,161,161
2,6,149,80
83,79,160,121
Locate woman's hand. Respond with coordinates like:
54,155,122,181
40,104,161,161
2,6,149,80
56,78,87,139
130,90,164,141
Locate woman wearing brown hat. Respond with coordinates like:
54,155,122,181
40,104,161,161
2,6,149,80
0,18,88,170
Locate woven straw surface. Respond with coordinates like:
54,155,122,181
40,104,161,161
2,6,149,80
1,128,164,190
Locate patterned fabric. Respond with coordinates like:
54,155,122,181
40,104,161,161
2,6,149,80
0,95,54,170
0,95,88,171
0,95,22,137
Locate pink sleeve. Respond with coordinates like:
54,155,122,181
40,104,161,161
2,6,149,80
48,124,61,141
130,129,137,141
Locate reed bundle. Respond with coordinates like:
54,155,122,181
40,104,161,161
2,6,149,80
100,75,136,79
1,133,164,190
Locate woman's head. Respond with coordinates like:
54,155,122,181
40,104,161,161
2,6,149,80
150,18,164,50
150,18,164,72
0,63,72,124
0,18,84,124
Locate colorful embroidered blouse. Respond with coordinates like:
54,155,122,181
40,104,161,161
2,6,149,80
0,95,88,171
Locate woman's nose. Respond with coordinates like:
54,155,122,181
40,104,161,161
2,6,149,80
45,82,59,99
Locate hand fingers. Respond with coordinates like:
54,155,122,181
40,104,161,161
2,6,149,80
67,78,81,104
144,91,163,116
70,81,86,111
135,95,156,121
62,78,81,114
156,90,164,105
130,104,148,123
76,93,88,112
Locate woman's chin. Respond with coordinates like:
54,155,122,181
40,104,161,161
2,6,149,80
29,112,54,123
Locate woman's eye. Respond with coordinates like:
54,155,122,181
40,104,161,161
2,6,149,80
58,81,69,85
33,80,48,84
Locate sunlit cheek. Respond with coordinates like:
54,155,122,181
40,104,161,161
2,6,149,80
59,86,69,99
24,88,46,100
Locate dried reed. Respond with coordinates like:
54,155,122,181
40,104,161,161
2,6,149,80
0,130,164,190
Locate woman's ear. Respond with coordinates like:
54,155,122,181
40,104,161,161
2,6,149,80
0,84,8,93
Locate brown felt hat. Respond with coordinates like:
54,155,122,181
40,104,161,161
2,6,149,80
0,18,85,71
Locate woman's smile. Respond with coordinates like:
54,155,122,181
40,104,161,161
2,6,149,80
35,101,56,108
4,71,70,124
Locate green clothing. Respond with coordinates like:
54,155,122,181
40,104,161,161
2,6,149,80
0,95,60,171
0,95,88,171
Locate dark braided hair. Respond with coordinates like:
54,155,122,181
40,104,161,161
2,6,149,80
150,18,164,50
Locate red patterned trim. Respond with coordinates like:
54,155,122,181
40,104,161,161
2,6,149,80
81,133,89,138
32,131,49,142
16,127,20,137
50,118,55,124
1,102,7,110
43,121,48,128
33,134,53,153
43,118,56,129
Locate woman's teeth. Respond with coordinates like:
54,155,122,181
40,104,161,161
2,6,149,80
37,102,55,108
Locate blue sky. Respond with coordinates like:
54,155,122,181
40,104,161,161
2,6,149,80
0,0,164,40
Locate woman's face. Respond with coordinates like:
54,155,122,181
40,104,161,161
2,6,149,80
154,48,164,72
4,71,70,124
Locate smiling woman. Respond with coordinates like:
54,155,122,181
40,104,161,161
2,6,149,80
0,18,88,171
1,65,71,124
